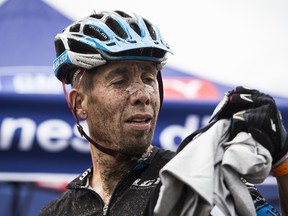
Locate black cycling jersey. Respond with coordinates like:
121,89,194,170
38,147,175,216
39,126,281,216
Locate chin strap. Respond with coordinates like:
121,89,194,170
62,69,141,161
76,124,140,161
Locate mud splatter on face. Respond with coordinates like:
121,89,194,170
84,61,160,156
126,84,155,95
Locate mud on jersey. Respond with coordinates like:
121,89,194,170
38,147,175,216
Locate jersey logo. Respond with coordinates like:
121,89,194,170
132,178,160,187
79,168,91,181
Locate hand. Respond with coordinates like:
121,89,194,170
210,86,288,165
210,86,274,121
230,104,288,165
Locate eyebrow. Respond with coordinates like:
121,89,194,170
104,63,157,81
104,67,128,82
140,63,155,70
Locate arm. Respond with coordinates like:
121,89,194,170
209,86,288,214
277,175,288,216
273,154,288,216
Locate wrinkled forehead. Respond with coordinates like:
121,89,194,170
88,61,158,79
104,61,158,74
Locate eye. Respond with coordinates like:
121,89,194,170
144,77,155,84
142,73,157,85
110,76,129,87
112,79,127,86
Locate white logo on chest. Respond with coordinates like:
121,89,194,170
132,178,160,187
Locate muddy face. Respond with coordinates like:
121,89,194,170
81,61,161,156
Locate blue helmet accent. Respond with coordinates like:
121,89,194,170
54,10,173,84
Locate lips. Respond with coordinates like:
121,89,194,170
126,114,152,123
125,114,152,130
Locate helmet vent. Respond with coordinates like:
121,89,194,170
84,25,108,41
106,42,116,46
106,18,128,39
111,48,166,59
70,24,80,32
130,23,141,36
143,19,156,40
54,39,65,57
68,39,100,54
90,13,104,20
115,10,131,18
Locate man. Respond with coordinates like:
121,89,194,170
39,10,288,215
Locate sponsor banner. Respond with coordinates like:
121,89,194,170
1,67,287,174
0,66,225,99
0,94,216,173
0,66,63,94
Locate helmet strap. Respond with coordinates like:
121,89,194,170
61,69,140,161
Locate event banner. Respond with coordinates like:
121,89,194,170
1,67,287,174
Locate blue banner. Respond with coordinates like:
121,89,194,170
1,67,288,174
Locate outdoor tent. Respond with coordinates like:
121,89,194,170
0,0,236,175
0,0,287,215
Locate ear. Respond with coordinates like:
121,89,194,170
68,89,88,120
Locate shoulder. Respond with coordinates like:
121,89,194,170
153,146,175,161
148,146,176,170
38,191,73,216
38,167,92,216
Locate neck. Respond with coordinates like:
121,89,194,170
89,145,153,204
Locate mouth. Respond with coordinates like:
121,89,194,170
125,114,152,130
126,117,151,123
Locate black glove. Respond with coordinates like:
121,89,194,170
210,86,288,165
210,86,274,121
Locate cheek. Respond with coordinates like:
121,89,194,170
152,91,161,110
106,90,127,107
89,90,126,119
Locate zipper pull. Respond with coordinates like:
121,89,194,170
103,204,108,216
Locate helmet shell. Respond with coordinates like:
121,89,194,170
53,10,173,84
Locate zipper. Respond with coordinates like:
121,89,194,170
101,170,133,216
80,187,109,215
100,160,149,216
103,204,109,216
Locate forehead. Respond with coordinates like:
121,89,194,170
96,61,158,77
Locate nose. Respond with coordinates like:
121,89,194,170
127,83,153,106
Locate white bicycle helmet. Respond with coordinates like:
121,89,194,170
53,10,173,84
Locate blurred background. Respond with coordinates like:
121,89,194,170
0,0,287,215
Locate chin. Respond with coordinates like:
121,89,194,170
119,131,153,156
120,142,151,157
